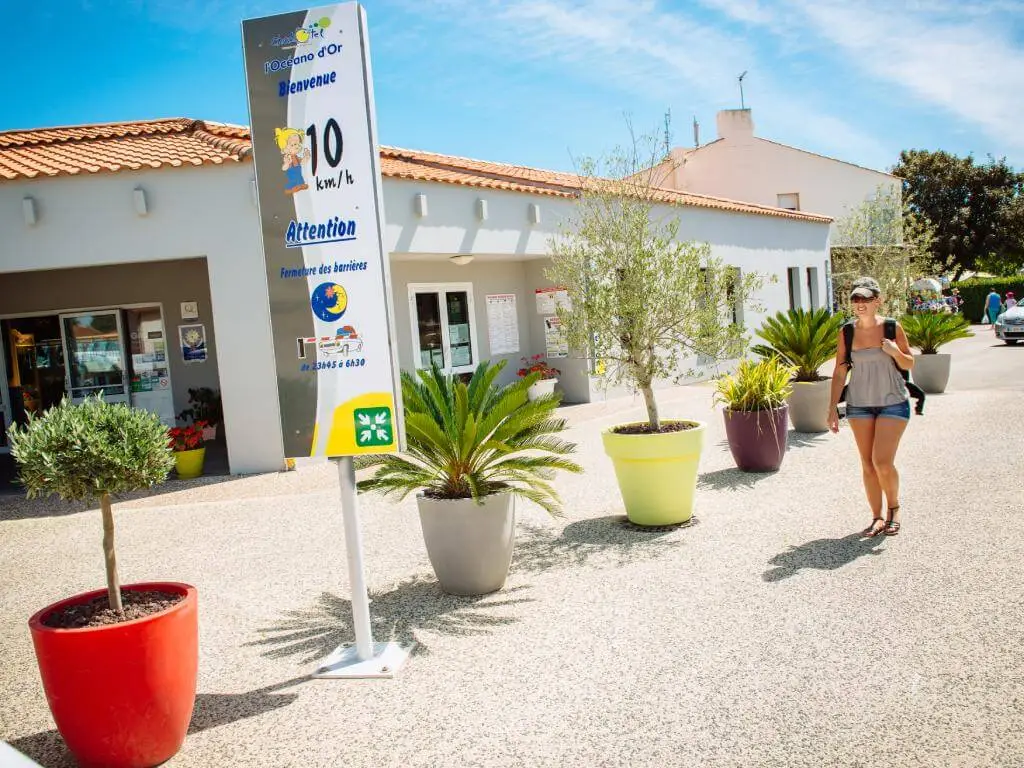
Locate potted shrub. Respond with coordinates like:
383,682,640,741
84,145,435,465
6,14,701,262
517,354,561,401
177,387,222,441
168,421,207,478
713,356,796,472
546,143,762,526
360,360,581,595
901,312,974,393
752,308,845,433
9,395,196,768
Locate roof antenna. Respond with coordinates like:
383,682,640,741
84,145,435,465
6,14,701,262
693,115,700,148
663,108,672,156
738,71,748,109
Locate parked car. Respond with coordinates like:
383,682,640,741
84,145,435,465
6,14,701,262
994,304,1024,345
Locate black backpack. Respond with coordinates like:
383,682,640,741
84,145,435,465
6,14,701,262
839,318,925,415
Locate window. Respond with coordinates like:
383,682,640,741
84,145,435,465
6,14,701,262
787,267,802,310
806,267,820,311
777,193,800,211
408,283,478,374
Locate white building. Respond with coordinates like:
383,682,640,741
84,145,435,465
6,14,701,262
0,118,831,475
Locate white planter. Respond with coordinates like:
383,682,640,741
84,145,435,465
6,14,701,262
527,378,558,402
202,424,218,441
912,353,951,394
787,379,831,433
416,492,516,596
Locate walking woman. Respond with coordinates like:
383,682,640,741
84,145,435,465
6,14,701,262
828,277,916,537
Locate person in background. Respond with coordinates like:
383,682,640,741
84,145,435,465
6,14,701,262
986,288,1003,324
950,288,963,312
1006,292,1017,310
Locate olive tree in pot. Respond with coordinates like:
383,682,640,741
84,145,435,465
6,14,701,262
713,356,796,472
9,394,196,768
546,140,762,527
752,308,845,433
360,360,581,596
901,312,974,393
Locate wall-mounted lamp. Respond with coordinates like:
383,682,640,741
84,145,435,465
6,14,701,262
528,202,541,224
449,255,474,266
133,187,148,216
22,197,37,226
414,193,428,218
475,198,489,221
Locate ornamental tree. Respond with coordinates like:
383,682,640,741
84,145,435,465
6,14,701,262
545,132,763,432
10,395,175,613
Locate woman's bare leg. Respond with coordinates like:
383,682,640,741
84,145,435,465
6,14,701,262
871,417,909,523
849,418,883,525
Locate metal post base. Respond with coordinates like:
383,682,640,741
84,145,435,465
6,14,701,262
312,641,413,679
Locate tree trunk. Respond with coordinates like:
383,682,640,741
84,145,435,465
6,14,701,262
100,492,123,614
640,381,660,432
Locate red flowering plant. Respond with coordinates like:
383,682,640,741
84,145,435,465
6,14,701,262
517,354,560,380
168,421,207,452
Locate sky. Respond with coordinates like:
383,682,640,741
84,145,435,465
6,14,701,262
1,0,1023,174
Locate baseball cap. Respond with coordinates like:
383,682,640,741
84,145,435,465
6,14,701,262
849,276,881,299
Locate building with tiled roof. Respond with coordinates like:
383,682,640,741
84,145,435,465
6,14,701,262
0,117,831,476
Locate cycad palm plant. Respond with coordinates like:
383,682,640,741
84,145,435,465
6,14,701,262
359,360,582,515
752,308,845,381
901,312,973,354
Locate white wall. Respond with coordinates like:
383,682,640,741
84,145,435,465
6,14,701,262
0,164,285,475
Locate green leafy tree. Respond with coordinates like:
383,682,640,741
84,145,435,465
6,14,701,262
832,185,944,316
10,395,175,613
359,361,582,515
545,133,764,431
893,150,1024,278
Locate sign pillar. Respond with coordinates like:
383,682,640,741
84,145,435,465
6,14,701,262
242,2,410,678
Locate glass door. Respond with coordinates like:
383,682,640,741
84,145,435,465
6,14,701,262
59,311,129,403
409,284,478,374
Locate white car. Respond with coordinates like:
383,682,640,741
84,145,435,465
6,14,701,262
994,304,1024,345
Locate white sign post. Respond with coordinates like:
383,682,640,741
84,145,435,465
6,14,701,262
242,2,411,678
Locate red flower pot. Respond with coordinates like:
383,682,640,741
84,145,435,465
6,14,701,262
722,405,789,472
28,582,198,768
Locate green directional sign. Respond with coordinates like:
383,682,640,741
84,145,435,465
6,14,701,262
354,407,393,448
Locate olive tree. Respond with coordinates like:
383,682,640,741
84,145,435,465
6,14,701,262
10,395,175,613
545,135,763,432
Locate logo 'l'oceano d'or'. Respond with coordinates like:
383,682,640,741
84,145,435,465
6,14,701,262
271,16,332,48
310,283,348,322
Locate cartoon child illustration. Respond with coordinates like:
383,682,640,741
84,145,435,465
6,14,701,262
275,127,308,195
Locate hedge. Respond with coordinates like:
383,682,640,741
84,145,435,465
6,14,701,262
953,277,1024,323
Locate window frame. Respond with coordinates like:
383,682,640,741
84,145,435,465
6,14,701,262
407,282,480,375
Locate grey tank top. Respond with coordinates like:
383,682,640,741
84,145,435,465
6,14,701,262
847,347,909,407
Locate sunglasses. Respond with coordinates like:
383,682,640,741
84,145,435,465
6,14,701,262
850,295,878,303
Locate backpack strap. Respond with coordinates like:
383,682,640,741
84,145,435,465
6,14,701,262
842,321,855,368
884,318,896,340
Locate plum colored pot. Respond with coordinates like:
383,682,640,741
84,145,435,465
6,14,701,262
722,405,789,472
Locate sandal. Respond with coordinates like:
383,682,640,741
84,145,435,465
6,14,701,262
862,518,886,538
885,507,901,536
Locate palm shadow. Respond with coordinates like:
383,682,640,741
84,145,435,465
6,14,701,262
763,531,886,582
512,515,687,573
249,575,533,661
698,467,772,490
7,676,309,768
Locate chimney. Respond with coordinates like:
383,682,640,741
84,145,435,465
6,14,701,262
716,108,754,142
693,116,700,148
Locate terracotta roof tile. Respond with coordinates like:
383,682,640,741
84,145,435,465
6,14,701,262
0,118,831,222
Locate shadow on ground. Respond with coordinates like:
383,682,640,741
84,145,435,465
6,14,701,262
763,531,886,582
250,577,534,661
8,676,309,768
698,467,773,491
513,515,687,573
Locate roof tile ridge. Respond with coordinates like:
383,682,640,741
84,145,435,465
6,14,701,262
382,148,581,193
0,118,195,147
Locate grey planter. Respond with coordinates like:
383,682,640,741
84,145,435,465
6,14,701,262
912,353,951,394
417,492,515,596
787,379,831,433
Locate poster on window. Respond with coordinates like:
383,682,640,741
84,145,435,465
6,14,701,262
178,324,208,364
243,2,403,458
485,293,519,355
544,316,568,358
535,287,570,315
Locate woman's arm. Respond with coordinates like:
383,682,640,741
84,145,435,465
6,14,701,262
884,324,915,370
828,329,848,433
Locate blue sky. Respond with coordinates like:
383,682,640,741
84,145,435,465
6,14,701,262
2,0,1022,174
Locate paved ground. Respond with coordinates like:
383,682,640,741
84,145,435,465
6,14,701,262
1,329,1022,767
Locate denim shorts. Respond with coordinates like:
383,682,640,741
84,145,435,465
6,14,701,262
846,400,911,421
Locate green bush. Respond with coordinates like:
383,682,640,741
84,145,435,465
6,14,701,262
901,313,974,354
10,395,175,612
954,277,1024,322
713,357,796,413
751,308,846,382
359,360,582,515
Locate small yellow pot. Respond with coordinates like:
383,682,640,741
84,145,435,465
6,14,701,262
601,420,706,526
174,447,206,479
